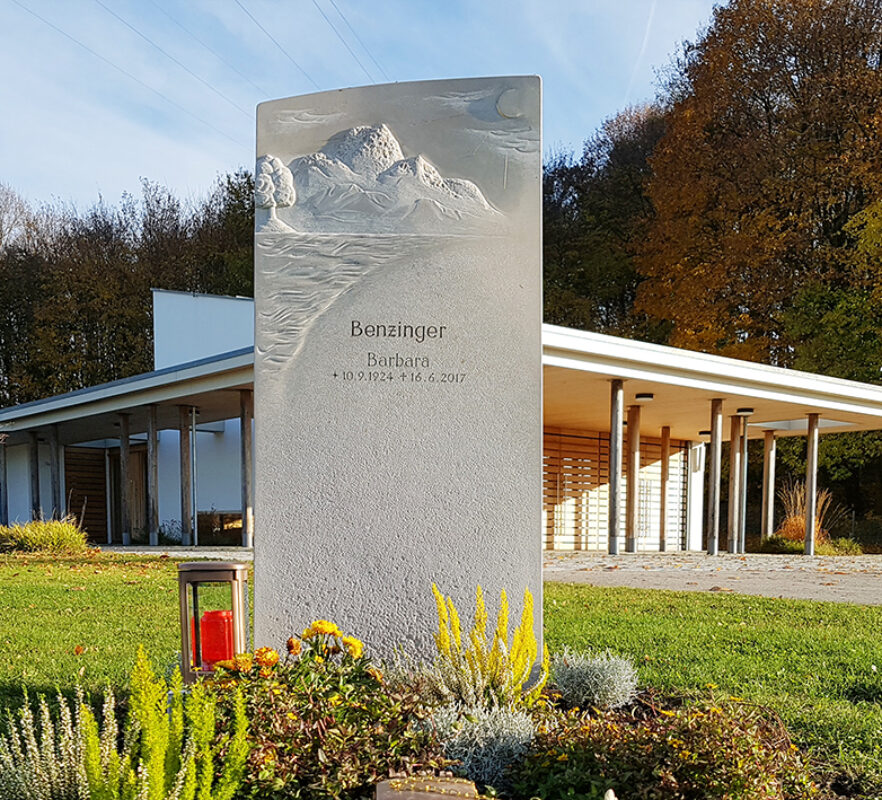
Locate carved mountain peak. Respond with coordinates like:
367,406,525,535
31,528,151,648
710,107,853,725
322,124,404,176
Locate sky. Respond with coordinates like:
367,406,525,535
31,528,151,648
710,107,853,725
0,0,718,208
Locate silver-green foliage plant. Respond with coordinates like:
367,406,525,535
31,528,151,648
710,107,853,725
431,703,535,789
551,647,638,710
0,689,87,800
0,647,249,800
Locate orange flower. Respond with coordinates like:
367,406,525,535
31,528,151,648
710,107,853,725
286,637,302,656
254,647,280,668
233,653,254,673
366,667,384,683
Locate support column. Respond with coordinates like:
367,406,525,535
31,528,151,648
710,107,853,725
625,404,641,553
706,399,723,555
727,415,741,553
608,379,624,555
146,405,159,547
761,430,776,539
660,425,670,552
28,431,40,520
0,436,8,526
240,390,254,548
739,414,750,553
48,424,61,520
119,413,131,546
805,413,820,556
179,406,193,547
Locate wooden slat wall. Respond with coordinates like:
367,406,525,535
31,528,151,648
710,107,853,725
64,447,107,543
543,428,688,552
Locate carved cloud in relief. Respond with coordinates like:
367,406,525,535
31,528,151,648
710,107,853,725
256,124,499,234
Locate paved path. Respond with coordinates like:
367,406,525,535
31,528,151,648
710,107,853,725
543,552,882,605
99,546,882,605
100,545,254,562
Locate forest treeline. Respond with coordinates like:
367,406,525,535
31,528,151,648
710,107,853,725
2,0,882,517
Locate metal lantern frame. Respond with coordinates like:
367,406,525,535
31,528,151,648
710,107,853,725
177,561,249,683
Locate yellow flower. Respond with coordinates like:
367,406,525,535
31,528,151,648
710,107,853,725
309,619,342,637
233,653,253,673
254,647,280,668
342,635,364,659
328,693,342,707
214,659,235,671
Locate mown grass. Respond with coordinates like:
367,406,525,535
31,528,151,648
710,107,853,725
0,551,182,708
545,582,882,791
2,553,881,790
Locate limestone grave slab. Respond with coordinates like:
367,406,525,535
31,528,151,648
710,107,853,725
253,77,542,659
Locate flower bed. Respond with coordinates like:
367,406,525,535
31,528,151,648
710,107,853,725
0,587,821,800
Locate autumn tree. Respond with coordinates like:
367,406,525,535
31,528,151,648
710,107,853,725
0,171,255,407
544,105,667,336
636,0,882,364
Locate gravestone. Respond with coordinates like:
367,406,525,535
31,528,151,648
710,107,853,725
253,77,542,659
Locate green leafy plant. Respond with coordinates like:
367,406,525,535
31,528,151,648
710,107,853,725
0,647,248,800
0,516,88,553
551,647,637,710
510,699,818,800
427,584,549,709
209,621,446,800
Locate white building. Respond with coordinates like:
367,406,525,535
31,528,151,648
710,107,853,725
3,288,882,554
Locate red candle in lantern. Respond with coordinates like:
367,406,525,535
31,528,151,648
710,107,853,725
192,610,234,668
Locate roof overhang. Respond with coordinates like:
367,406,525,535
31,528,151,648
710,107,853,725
543,326,882,441
0,348,253,446
3,328,882,448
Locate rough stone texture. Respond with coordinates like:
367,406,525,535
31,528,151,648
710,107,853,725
253,77,542,659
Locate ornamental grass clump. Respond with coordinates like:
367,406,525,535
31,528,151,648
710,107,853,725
0,516,88,553
427,584,549,709
431,703,535,791
208,620,446,800
775,479,848,545
551,647,638,710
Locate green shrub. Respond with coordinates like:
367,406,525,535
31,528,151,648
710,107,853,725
0,517,88,553
510,700,818,800
824,537,863,555
759,534,863,556
209,621,446,800
551,648,638,710
431,703,535,791
0,647,248,800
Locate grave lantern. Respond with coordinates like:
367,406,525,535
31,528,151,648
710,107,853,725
177,561,249,683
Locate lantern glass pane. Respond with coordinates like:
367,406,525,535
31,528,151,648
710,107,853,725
188,581,235,671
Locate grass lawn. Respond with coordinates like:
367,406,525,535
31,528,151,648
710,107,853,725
1,553,881,791
545,582,882,790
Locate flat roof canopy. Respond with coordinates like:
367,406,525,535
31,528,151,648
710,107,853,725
3,327,882,447
0,348,253,446
543,326,882,441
